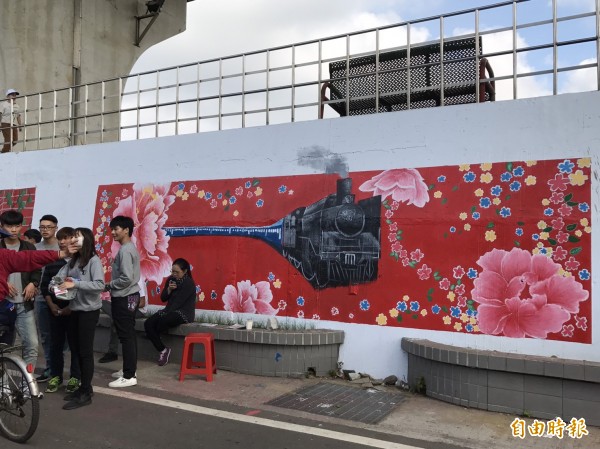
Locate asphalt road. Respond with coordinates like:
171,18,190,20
1,385,454,449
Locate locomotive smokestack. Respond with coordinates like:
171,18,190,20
337,178,354,204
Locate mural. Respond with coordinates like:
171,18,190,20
92,157,592,343
0,187,36,230
165,178,382,289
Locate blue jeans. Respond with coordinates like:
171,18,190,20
14,303,39,367
35,297,52,371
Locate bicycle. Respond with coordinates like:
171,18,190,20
0,327,40,444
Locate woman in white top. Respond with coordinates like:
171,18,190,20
1,88,22,153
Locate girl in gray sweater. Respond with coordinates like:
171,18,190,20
56,228,104,410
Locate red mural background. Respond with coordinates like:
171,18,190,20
93,157,592,343
0,187,36,230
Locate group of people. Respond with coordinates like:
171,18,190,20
0,211,198,411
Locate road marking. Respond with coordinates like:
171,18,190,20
96,387,422,449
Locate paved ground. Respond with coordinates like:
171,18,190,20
81,356,598,449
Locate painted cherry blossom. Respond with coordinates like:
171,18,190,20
222,280,278,315
471,248,588,338
111,183,175,284
359,169,430,207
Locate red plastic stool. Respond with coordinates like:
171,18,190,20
179,333,217,382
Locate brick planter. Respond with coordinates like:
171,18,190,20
95,315,344,377
402,338,600,426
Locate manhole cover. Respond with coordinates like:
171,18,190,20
266,382,404,424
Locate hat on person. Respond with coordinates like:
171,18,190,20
5,89,19,97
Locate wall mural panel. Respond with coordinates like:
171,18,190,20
93,157,592,343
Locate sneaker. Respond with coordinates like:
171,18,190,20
63,392,92,410
66,377,80,393
111,369,123,379
64,390,82,401
108,376,137,388
36,370,51,383
98,352,118,363
158,347,171,366
45,376,62,393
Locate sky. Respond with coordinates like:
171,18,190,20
124,0,598,136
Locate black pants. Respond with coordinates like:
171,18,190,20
49,310,81,380
144,311,185,352
68,309,99,395
111,294,139,379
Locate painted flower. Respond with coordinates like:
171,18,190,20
453,266,465,279
417,264,432,280
222,280,278,315
578,202,590,213
569,170,588,186
396,301,408,312
110,183,175,284
509,181,521,192
552,246,568,261
359,169,429,207
561,324,575,338
376,314,387,326
439,278,450,290
551,216,564,229
557,203,573,217
471,248,589,338
467,268,478,279
463,172,476,183
432,305,441,314
548,174,569,191
575,315,587,331
513,166,525,177
410,248,424,262
359,299,370,311
558,159,575,174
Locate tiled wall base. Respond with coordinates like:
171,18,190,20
96,315,344,377
402,338,600,426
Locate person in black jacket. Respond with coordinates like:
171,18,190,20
144,258,196,366
41,227,82,394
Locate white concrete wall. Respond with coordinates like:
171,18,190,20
0,0,189,147
0,91,597,379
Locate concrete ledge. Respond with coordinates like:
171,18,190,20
95,315,344,378
402,338,600,426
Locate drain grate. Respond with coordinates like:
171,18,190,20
266,382,405,424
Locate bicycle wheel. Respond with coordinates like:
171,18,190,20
0,357,40,443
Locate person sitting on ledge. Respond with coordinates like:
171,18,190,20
144,258,196,367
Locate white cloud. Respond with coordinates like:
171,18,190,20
561,58,598,93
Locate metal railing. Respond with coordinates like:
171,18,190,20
4,0,600,152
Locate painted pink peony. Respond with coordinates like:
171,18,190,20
359,169,429,207
471,248,589,338
111,183,175,284
222,280,278,315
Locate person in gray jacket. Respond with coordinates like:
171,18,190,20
56,227,104,410
105,215,141,388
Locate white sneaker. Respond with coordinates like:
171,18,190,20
111,369,123,379
108,376,137,388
